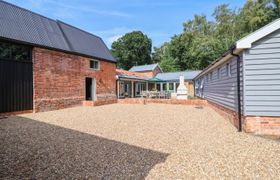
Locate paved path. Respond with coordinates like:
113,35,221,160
1,104,279,179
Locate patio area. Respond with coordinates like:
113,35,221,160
0,104,279,179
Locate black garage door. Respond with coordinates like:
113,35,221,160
0,41,33,113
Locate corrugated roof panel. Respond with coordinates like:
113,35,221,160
57,21,115,62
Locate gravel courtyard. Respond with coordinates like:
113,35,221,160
1,104,279,179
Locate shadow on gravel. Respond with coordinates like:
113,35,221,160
0,116,169,179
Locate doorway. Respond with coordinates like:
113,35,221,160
85,78,96,101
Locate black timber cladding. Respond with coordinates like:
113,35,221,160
0,40,33,113
0,0,116,62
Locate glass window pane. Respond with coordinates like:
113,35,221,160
156,83,160,91
0,42,11,59
169,83,174,90
162,83,167,91
0,41,31,61
90,60,100,70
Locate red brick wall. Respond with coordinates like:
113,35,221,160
243,116,280,136
118,98,208,106
152,66,162,76
33,48,116,112
208,101,280,136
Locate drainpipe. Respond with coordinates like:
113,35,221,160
230,47,242,132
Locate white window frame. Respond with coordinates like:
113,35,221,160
226,63,231,77
90,59,100,70
168,82,174,91
217,68,221,80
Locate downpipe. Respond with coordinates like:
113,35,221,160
231,48,242,132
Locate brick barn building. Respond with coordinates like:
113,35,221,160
0,1,116,113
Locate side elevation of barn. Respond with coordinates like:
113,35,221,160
194,18,280,136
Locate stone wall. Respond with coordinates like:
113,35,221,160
33,47,116,112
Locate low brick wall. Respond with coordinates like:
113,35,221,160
118,98,146,104
118,98,208,106
243,116,280,136
207,101,280,136
83,99,117,107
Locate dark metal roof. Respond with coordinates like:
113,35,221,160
129,64,160,72
0,0,116,62
57,21,115,62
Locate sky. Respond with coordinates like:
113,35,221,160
7,0,246,48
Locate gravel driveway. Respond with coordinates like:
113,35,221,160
1,104,279,179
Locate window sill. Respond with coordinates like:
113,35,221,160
90,68,100,71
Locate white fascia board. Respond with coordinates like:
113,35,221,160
236,18,280,49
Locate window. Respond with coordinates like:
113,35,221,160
163,83,167,91
168,83,174,91
135,82,146,96
0,41,31,62
217,68,221,79
156,83,161,91
90,60,100,70
226,63,231,77
210,72,213,81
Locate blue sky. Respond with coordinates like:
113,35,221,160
8,0,246,48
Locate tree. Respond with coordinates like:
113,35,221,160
153,0,279,72
111,31,152,70
272,0,280,18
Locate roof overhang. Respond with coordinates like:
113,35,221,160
236,18,280,48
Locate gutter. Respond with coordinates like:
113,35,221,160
230,47,242,132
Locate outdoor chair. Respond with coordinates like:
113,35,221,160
141,91,148,98
159,92,165,99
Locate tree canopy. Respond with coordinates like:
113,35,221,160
111,0,280,72
111,31,152,70
153,0,280,72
